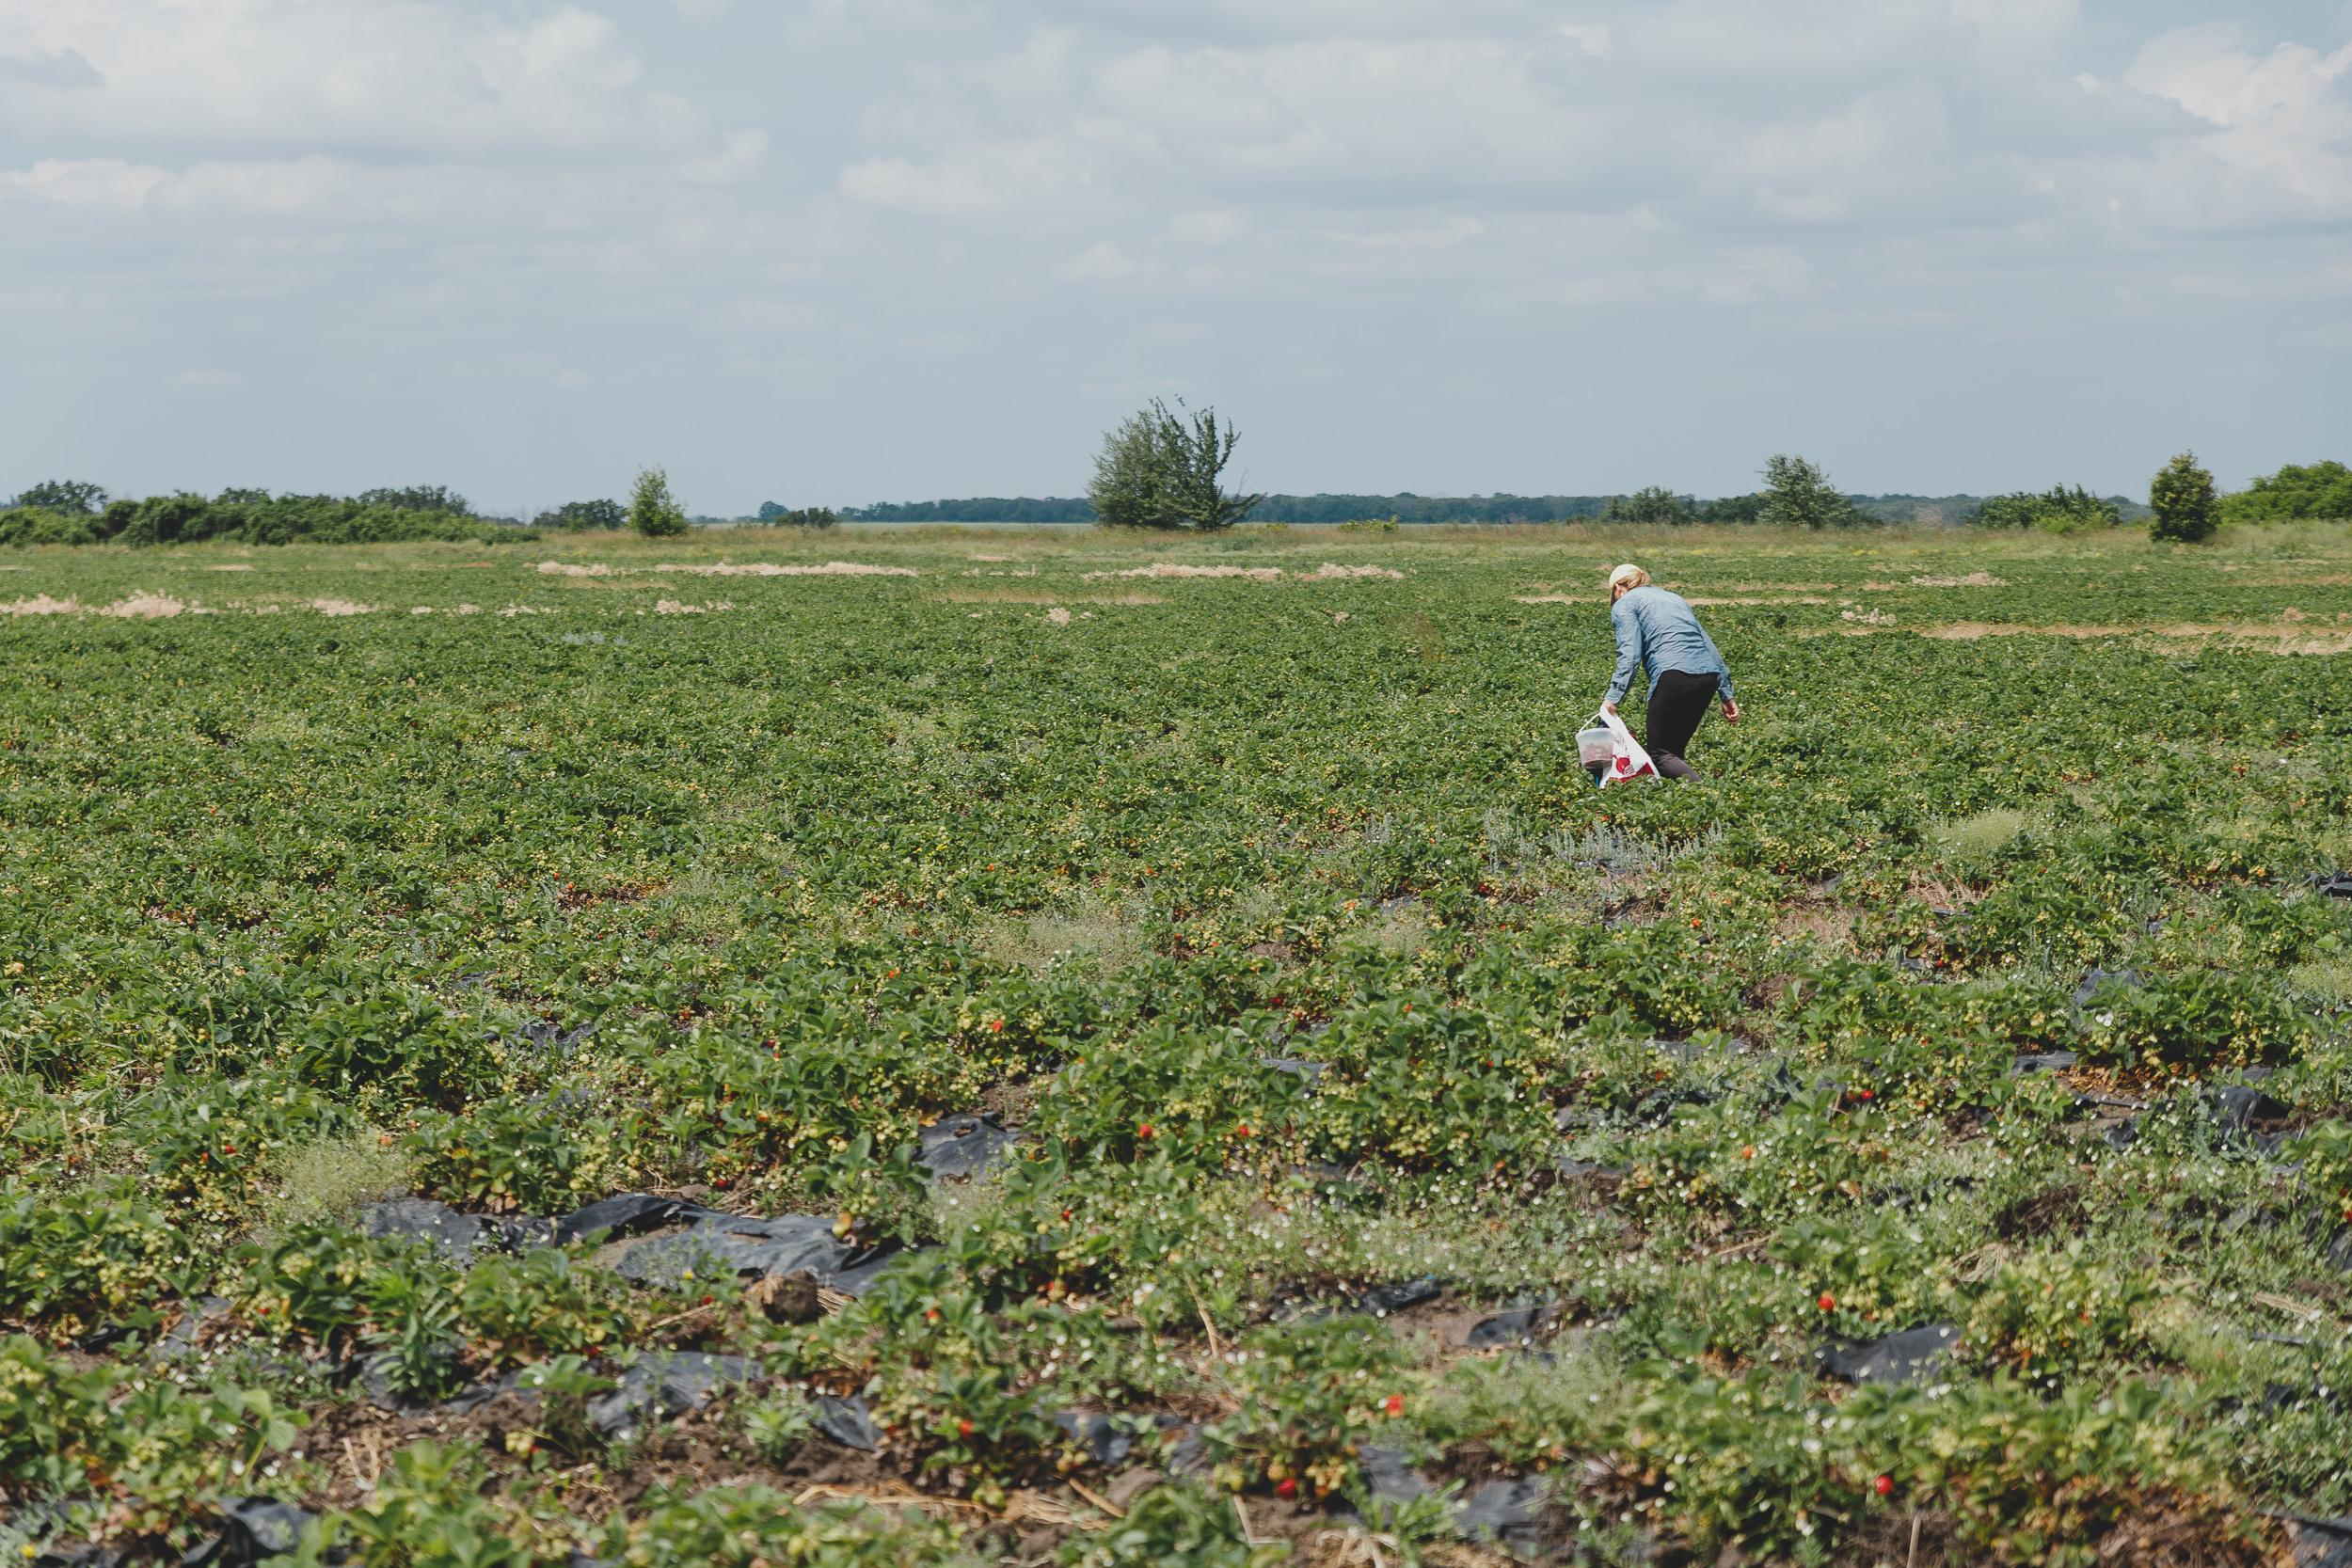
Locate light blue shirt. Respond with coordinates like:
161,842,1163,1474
1606,585,1735,707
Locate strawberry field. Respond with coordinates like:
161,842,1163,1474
6,524,2352,1567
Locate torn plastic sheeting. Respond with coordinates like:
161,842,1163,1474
2210,1084,2292,1140
181,1498,318,1567
2309,874,2352,901
1553,1154,1627,1180
1628,1085,1720,1129
34,1544,124,1568
585,1353,759,1439
2010,1051,2078,1076
1456,1477,1550,1557
1816,1323,1959,1386
150,1296,231,1363
1051,1411,1135,1468
437,1370,533,1416
916,1114,1022,1180
612,1212,907,1293
554,1193,709,1246
1352,1444,1435,1509
2073,968,2142,1012
360,1198,551,1263
2283,1513,2352,1568
1467,1303,1558,1350
511,1019,596,1057
812,1394,882,1451
1264,1057,1328,1087
1358,1278,1441,1316
362,1197,496,1261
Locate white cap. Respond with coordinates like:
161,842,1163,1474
1607,563,1645,590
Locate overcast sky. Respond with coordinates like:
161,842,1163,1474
4,1,2349,515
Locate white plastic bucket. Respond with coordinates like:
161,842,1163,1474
1577,724,1614,767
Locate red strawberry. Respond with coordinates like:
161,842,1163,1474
1818,1292,1837,1312
958,1418,973,1438
1874,1474,1894,1497
1275,1477,1298,1500
1383,1395,1405,1417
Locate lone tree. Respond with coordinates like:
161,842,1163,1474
2149,452,2219,542
1089,399,1263,531
628,467,689,537
1759,454,1863,531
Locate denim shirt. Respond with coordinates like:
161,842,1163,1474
1606,585,1736,707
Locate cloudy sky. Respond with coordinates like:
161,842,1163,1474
4,0,2349,514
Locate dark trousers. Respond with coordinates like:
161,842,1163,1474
1645,670,1718,780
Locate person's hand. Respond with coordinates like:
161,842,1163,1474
1601,700,1618,717
1722,699,1741,725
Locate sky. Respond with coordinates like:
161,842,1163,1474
3,0,2350,515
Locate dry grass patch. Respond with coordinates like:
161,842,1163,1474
5,592,198,618
1929,806,2031,862
1918,622,2352,652
1776,904,1858,948
978,893,1152,974
2,594,85,615
264,1131,410,1233
536,560,918,578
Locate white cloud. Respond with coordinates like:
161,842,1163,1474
1088,38,1614,193
1169,209,1245,245
2111,25,2352,225
0,1,680,154
0,157,168,211
839,139,1089,214
1057,239,1140,282
1327,215,1487,249
1949,0,2079,45
682,128,772,185
3,0,2347,507
979,26,1078,97
0,45,102,87
1558,23,1613,58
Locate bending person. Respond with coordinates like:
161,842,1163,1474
1600,563,1740,781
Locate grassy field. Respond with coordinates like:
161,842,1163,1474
5,522,2352,1567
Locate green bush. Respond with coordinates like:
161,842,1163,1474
2224,460,2352,523
1969,485,2121,531
2149,452,2220,543
629,467,690,537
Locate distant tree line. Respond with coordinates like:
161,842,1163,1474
1,483,536,548
756,502,839,530
2223,460,2352,525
